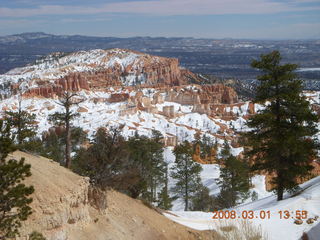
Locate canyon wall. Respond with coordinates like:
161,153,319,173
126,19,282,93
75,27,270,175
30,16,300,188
13,50,191,98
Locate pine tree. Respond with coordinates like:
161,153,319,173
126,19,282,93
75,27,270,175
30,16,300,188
243,51,319,201
216,141,250,208
191,185,215,211
171,141,202,211
157,163,174,210
48,91,84,168
5,97,37,148
200,134,215,159
41,127,87,163
73,127,129,189
0,119,34,239
193,132,215,159
0,120,15,160
126,131,166,200
41,131,64,162
146,130,166,203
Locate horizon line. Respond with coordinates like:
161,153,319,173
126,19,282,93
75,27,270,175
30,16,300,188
2,31,320,41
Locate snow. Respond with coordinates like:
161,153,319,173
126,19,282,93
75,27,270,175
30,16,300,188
0,88,232,145
0,48,161,95
250,175,273,199
298,67,320,72
166,146,270,211
165,176,320,240
307,222,320,240
200,164,221,195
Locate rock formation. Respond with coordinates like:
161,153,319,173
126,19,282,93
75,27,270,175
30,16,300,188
1,49,197,98
162,106,176,118
165,84,238,106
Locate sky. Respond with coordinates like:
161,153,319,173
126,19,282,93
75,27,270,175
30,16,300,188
0,0,319,39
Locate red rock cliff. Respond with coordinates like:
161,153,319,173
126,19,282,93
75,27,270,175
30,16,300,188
17,49,189,98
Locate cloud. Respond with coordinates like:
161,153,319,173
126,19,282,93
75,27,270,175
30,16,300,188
0,0,319,18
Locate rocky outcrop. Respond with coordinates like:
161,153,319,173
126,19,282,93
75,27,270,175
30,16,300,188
152,92,165,105
1,49,192,98
9,151,91,240
165,84,238,106
162,106,176,118
192,143,218,164
163,84,239,118
23,85,64,98
139,57,182,86
164,135,177,146
201,85,238,104
108,93,130,103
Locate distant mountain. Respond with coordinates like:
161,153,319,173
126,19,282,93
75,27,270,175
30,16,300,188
1,32,320,92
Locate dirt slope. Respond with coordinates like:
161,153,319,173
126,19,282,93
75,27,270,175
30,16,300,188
9,151,217,240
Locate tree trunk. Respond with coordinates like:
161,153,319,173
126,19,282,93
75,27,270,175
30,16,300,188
65,119,71,168
185,158,189,211
277,171,284,201
277,185,284,201
185,191,188,211
17,99,22,145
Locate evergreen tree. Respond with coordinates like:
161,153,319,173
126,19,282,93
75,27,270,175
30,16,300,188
40,127,87,163
216,141,250,209
191,185,215,211
0,120,15,160
5,97,37,148
171,141,202,211
220,139,231,159
0,119,34,239
201,134,215,159
157,163,174,210
243,51,319,201
48,91,84,168
41,131,64,163
193,132,215,159
73,127,129,190
126,131,166,200
145,130,166,202
73,128,166,202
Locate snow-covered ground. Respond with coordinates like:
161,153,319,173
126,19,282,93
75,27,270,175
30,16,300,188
165,176,320,240
0,89,245,143
164,147,271,211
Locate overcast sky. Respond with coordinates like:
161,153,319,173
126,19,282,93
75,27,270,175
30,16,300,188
0,0,319,39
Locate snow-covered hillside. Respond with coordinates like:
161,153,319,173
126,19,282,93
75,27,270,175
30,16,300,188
0,49,140,85
165,176,320,240
164,146,272,211
0,89,233,141
0,48,182,98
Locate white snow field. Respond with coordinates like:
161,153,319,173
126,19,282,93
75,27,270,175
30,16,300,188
164,146,272,211
164,176,320,240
